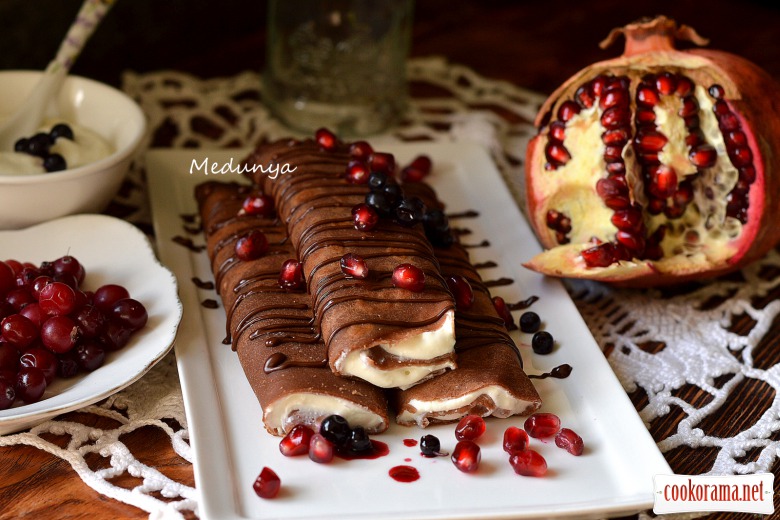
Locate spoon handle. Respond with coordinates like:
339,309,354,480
49,0,117,73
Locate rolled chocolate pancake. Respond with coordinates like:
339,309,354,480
196,181,389,436
393,183,542,427
243,139,457,389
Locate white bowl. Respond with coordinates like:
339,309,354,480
0,71,146,229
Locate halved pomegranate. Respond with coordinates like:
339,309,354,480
524,16,780,286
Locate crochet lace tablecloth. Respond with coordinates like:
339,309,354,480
2,56,779,519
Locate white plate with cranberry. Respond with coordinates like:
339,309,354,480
148,143,671,520
0,214,181,434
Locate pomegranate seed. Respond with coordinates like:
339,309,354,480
656,72,678,95
309,433,334,463
606,162,626,176
599,88,628,110
718,112,741,132
674,182,694,206
740,165,757,183
557,216,572,233
409,155,432,175
602,128,629,146
596,177,627,200
315,128,337,151
492,296,517,330
242,193,275,217
581,243,615,268
556,101,581,122
712,99,730,116
600,106,630,129
524,412,561,438
349,141,373,161
503,426,530,454
607,76,629,90
686,130,704,147
648,165,678,198
369,152,395,174
635,130,668,153
708,84,725,99
546,209,561,229
574,85,594,108
446,275,474,311
279,424,314,457
509,449,547,477
611,208,643,233
544,142,571,165
555,427,584,456
278,259,305,291
548,121,566,142
392,264,425,292
352,203,379,232
340,253,369,279
589,75,607,97
603,145,623,163
689,145,718,168
345,160,370,184
400,166,426,183
616,230,645,253
253,467,281,499
455,414,486,441
451,440,481,473
725,130,748,148
235,230,269,261
678,96,699,118
636,85,660,106
635,108,656,125
728,147,753,168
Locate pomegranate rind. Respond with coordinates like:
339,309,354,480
524,18,780,287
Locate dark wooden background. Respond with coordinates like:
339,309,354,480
2,0,780,518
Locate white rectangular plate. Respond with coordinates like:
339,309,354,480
147,143,671,520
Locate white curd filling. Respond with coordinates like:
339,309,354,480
264,394,387,435
0,120,113,175
337,310,456,389
397,386,538,427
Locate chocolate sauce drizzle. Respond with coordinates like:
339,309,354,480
508,295,539,310
462,239,490,249
201,299,219,309
473,260,498,269
483,277,514,288
192,277,215,290
447,210,479,219
172,236,205,252
264,352,327,374
529,364,572,380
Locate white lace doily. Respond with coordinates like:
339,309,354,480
1,56,776,519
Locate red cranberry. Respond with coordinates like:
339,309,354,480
278,259,305,291
509,449,547,477
6,288,35,311
73,305,107,338
31,276,53,301
0,344,19,372
52,255,86,286
40,315,79,354
93,284,130,313
110,298,148,331
242,193,275,217
20,348,57,384
345,160,370,184
279,424,314,457
451,440,481,473
2,314,38,348
455,414,486,441
492,296,517,330
524,412,561,439
349,141,373,161
340,253,369,279
75,341,106,371
0,261,14,297
352,203,379,232
315,128,338,151
15,266,40,289
15,366,47,403
392,264,426,292
446,275,474,311
0,377,15,409
4,260,23,277
38,282,76,317
236,230,269,261
555,427,584,456
309,433,334,464
503,426,530,454
253,467,281,499
100,321,132,351
57,355,80,378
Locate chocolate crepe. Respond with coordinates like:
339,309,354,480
393,183,542,427
242,139,457,389
196,181,389,436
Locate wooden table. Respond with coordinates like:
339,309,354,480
2,1,780,518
